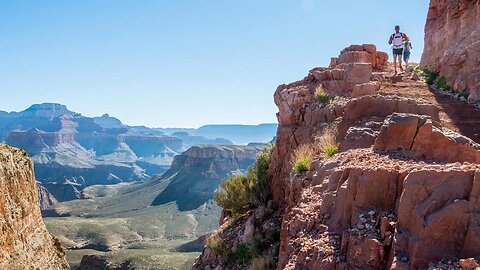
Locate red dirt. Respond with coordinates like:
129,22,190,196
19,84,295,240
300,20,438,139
380,71,480,143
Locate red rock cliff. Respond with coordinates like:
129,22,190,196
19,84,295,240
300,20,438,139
194,43,480,270
421,0,480,100
0,144,69,269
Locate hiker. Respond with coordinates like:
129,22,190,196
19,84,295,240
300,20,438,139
388,25,409,74
403,40,413,68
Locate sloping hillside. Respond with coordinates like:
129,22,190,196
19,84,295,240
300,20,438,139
43,144,261,269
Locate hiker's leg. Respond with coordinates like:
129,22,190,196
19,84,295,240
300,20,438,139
393,53,397,73
398,55,403,71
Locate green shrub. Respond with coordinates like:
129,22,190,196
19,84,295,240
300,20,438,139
324,144,338,158
459,91,469,99
215,174,252,218
215,144,274,217
435,76,448,89
249,144,274,208
233,243,251,264
293,156,311,173
316,125,339,158
290,143,316,173
423,69,438,85
314,86,329,104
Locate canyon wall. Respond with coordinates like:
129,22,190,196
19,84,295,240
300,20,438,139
0,144,69,269
194,43,480,270
421,0,480,100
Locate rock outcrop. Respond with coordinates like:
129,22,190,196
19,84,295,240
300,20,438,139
37,181,59,209
0,144,69,269
421,0,480,100
152,144,262,211
194,43,480,270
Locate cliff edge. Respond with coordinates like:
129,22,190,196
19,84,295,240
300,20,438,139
0,144,69,269
193,40,480,269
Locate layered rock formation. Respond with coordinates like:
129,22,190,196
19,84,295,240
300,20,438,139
421,0,480,100
44,144,260,269
0,144,69,269
194,43,480,270
0,103,242,203
152,144,262,211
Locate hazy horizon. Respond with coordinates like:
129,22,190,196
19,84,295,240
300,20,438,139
1,1,429,127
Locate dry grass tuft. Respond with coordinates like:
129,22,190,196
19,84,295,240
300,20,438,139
290,143,318,173
316,125,339,158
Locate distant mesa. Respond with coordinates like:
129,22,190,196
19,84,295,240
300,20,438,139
151,144,262,211
0,103,277,207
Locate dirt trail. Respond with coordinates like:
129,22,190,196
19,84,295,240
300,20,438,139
380,69,480,143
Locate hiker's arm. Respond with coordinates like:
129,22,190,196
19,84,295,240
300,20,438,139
388,35,393,44
403,33,409,41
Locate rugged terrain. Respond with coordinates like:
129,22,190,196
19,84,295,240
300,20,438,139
0,144,69,269
193,39,480,269
0,104,276,207
43,144,261,269
421,0,480,100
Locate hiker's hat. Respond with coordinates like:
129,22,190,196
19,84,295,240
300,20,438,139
395,25,400,30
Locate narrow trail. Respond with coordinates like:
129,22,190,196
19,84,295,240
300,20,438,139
380,69,480,143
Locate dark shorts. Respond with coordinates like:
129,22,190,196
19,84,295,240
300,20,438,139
403,51,411,61
393,48,403,55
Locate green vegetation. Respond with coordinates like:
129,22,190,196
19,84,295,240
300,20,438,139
422,68,438,85
314,86,329,103
205,233,227,255
434,76,449,90
289,125,339,173
459,91,470,99
314,85,337,105
215,144,274,218
223,229,280,268
316,125,339,158
290,143,316,173
324,144,338,158
232,243,251,264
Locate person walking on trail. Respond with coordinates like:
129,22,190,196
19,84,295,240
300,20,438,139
403,40,413,69
388,25,409,74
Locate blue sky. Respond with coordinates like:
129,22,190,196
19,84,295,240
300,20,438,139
0,1,430,127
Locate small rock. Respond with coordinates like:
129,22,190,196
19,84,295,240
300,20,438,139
400,257,408,262
368,210,376,216
459,258,479,269
357,224,365,230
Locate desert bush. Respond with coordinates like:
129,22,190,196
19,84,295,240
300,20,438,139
215,174,252,218
249,143,274,208
316,125,339,158
290,143,317,173
206,233,227,255
423,68,438,85
435,76,448,89
314,85,329,104
233,243,252,264
215,144,274,217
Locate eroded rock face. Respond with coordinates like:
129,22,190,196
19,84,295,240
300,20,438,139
0,144,69,269
152,145,262,211
421,0,480,100
194,42,480,269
